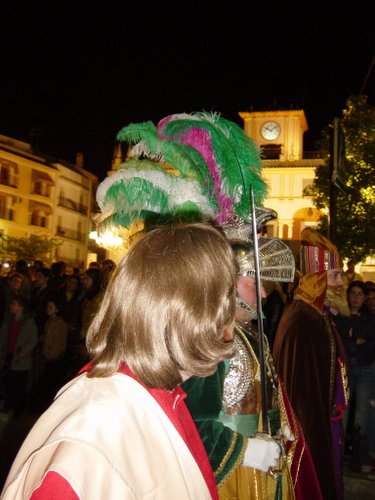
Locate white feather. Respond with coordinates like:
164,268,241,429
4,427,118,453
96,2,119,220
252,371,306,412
96,168,215,218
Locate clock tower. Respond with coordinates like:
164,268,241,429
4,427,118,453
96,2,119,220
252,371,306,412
238,108,323,243
239,109,308,161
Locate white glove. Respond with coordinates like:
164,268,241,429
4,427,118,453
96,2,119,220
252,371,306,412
281,424,294,442
242,435,281,472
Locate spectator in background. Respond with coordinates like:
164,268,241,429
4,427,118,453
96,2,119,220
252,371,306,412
0,272,24,324
31,268,52,338
58,260,68,278
88,261,101,270
74,268,104,368
30,260,44,284
335,281,367,451
365,287,375,479
39,297,68,409
80,267,103,339
367,287,375,313
48,262,67,292
62,274,82,336
101,259,116,291
263,280,287,351
30,268,53,390
15,259,33,299
342,260,363,289
365,281,375,296
33,260,44,271
347,285,375,473
61,274,84,379
0,295,38,419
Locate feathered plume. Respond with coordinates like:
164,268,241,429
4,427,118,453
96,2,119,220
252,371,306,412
157,112,267,224
116,119,217,206
95,158,215,231
95,111,267,238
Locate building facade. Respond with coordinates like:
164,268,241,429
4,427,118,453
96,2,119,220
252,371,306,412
239,110,374,280
0,135,98,271
239,109,325,244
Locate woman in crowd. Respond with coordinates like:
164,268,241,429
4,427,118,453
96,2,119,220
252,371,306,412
0,295,38,418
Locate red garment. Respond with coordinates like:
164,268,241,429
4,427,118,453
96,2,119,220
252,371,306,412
31,472,79,499
278,381,323,500
32,363,218,500
6,319,25,354
122,364,218,500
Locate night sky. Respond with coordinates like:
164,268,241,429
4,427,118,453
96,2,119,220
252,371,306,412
1,2,373,181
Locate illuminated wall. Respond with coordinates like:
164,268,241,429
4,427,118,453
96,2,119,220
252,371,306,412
0,135,97,269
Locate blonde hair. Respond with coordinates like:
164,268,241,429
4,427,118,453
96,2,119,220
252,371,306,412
86,223,238,389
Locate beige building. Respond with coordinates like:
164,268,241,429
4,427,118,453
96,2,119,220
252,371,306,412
0,135,98,270
239,110,374,280
239,110,325,244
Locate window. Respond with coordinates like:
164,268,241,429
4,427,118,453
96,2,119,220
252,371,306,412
0,195,15,220
29,210,49,228
31,170,53,196
0,158,18,188
261,144,282,160
33,181,50,197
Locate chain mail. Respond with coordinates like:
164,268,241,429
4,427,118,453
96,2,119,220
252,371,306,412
222,326,278,416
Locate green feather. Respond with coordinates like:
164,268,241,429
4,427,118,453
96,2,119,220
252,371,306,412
161,115,267,217
116,121,217,209
99,170,208,232
116,121,157,144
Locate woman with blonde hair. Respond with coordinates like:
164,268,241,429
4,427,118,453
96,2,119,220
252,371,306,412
2,223,238,500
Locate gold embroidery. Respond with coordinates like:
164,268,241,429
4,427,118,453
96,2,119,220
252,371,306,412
216,434,248,489
215,433,238,477
277,383,303,486
323,313,337,413
338,357,350,406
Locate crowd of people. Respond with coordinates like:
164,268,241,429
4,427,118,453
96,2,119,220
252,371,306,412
0,258,116,417
0,112,374,499
2,233,373,499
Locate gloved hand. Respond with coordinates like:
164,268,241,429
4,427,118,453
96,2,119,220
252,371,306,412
242,435,281,472
281,423,294,442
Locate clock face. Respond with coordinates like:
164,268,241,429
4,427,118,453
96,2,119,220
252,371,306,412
261,121,281,141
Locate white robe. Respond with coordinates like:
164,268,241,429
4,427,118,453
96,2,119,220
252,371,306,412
2,373,211,499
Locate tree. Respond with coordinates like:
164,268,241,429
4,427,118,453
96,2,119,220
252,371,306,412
306,95,375,263
0,234,62,263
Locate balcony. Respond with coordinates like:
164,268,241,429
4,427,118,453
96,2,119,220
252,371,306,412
32,184,51,197
0,177,18,188
303,151,324,160
58,196,88,215
56,226,85,242
0,208,14,221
